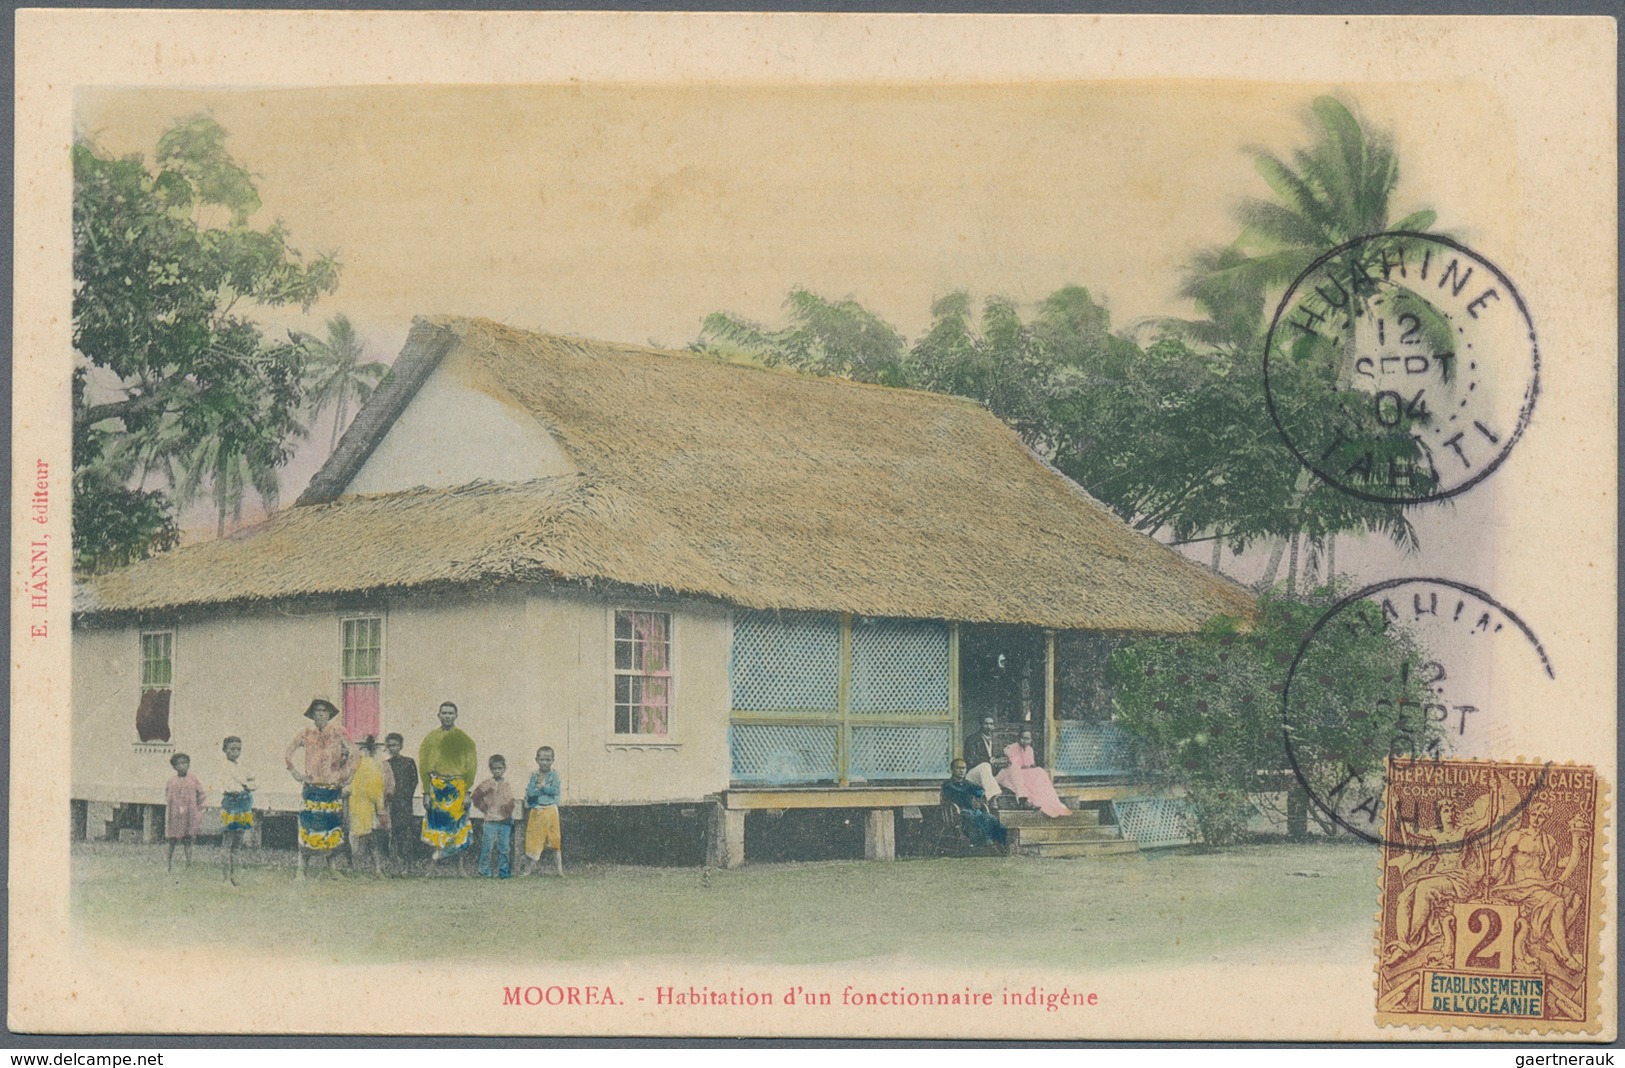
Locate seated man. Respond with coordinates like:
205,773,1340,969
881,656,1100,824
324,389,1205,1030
941,758,1008,851
963,715,1008,802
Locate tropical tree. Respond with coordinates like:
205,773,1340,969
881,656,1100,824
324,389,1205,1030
699,288,910,386
73,115,339,568
296,313,390,452
908,292,1056,445
1159,96,1438,592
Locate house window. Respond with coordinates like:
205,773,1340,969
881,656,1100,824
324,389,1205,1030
136,630,174,743
614,610,671,736
341,616,383,742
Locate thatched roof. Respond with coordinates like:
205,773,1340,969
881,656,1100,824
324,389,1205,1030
81,317,1253,631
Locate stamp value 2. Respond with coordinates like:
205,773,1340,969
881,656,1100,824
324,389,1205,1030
1375,759,1605,1033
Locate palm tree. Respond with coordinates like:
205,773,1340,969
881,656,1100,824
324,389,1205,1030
1221,97,1437,298
1167,96,1437,593
173,329,308,537
298,314,390,453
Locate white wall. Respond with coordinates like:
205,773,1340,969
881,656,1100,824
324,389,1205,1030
537,593,732,805
73,609,340,810
71,588,733,811
345,348,575,494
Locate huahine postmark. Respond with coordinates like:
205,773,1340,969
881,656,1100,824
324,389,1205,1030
1282,577,1556,848
1375,758,1607,1033
1264,232,1539,505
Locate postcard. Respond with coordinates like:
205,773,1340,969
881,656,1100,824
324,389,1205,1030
9,10,1616,1041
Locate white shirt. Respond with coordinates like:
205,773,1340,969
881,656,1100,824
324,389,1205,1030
218,756,257,793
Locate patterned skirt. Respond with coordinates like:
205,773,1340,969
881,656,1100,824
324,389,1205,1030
298,783,344,851
221,789,254,831
422,774,471,854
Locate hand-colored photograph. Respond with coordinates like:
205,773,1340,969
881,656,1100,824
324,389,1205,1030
9,11,1615,1041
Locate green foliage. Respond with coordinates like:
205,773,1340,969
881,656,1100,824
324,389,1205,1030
71,468,180,574
72,115,340,565
1160,96,1442,569
295,313,391,451
1108,588,1442,844
908,291,1057,443
700,288,910,386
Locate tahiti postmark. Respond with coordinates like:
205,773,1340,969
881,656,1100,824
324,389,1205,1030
1264,232,1539,504
1374,758,1606,1033
1282,578,1555,848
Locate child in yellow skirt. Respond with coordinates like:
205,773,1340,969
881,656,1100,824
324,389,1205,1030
522,746,563,876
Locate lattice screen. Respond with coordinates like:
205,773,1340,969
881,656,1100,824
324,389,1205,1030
729,723,840,783
850,619,950,715
1053,721,1137,776
729,611,841,712
1114,796,1199,848
848,724,952,781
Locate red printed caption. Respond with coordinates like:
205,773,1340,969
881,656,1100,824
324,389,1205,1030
28,459,50,637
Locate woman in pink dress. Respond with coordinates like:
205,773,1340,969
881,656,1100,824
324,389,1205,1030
995,729,1070,818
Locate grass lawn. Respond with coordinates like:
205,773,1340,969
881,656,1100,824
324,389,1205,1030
72,839,1378,968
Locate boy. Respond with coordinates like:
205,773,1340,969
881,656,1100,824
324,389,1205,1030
218,736,257,885
164,752,206,872
382,732,418,875
469,755,517,879
522,746,564,877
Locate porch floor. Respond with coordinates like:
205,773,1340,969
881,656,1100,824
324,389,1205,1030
722,778,1142,810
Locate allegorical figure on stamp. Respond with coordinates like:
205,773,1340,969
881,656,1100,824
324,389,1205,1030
1486,800,1588,974
1382,794,1492,966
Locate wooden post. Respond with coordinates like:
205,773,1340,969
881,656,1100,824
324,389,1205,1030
141,804,160,844
1044,629,1058,771
837,613,853,786
864,808,896,862
948,623,962,766
707,803,747,868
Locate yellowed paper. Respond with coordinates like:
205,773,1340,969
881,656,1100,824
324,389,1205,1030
11,11,1615,1040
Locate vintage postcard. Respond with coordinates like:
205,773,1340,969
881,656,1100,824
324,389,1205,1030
9,11,1616,1041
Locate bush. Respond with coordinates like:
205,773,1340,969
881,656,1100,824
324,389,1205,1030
1108,586,1441,845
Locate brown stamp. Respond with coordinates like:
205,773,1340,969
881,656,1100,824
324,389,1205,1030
1376,758,1607,1033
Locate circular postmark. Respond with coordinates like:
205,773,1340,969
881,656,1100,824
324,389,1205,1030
1264,232,1540,505
1280,577,1554,849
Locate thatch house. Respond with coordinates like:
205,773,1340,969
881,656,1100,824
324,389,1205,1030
73,316,1251,863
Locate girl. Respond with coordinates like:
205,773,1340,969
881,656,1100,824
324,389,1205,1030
164,752,206,871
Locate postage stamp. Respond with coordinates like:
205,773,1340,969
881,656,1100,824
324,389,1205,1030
1375,759,1607,1033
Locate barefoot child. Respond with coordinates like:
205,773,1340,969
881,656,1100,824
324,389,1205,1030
522,746,564,876
470,755,517,879
344,735,393,877
164,752,206,872
217,736,257,885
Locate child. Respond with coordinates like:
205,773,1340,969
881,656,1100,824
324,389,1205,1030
522,746,564,877
164,752,206,872
217,736,257,885
382,732,418,875
469,755,516,879
343,735,394,877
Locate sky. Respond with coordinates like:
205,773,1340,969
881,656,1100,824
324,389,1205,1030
76,80,1518,582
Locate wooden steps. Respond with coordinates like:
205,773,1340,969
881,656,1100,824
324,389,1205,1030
995,805,1138,858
